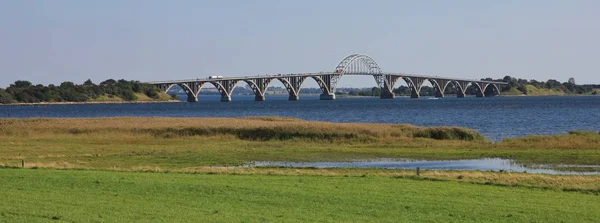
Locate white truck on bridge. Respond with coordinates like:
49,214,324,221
208,76,223,79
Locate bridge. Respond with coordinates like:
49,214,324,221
148,54,507,102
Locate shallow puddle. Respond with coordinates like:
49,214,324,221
245,158,600,175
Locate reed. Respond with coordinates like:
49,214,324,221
0,117,486,142
1,117,599,171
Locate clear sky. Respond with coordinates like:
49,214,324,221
1,0,599,88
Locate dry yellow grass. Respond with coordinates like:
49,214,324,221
500,134,600,150
0,117,485,141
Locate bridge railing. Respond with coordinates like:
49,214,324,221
146,72,507,85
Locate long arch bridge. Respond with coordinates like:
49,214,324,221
148,54,507,102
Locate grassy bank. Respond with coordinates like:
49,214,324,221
524,85,566,96
1,168,599,222
1,117,599,170
89,92,175,102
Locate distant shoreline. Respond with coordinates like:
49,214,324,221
0,100,181,106
2,94,598,106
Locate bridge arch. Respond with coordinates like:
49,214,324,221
275,76,306,101
443,81,456,93
272,75,333,101
453,81,473,98
446,81,495,98
333,54,385,92
427,79,441,92
165,83,197,102
227,79,275,101
488,84,501,95
189,81,232,101
207,80,239,102
301,76,328,94
310,76,331,94
479,83,501,97
474,82,488,94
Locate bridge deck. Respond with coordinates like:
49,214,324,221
146,72,507,85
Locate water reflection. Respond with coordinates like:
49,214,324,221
246,158,600,175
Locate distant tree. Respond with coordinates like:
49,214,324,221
568,77,576,85
546,79,561,89
0,89,14,104
517,79,529,87
100,79,117,85
393,86,411,95
419,86,435,96
60,81,75,89
1,79,166,103
145,87,160,99
371,87,381,96
84,79,94,86
12,80,32,88
517,85,527,94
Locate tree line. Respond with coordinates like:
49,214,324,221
487,76,598,95
341,76,598,97
0,79,170,104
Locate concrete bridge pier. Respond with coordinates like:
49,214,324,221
220,95,232,102
380,90,395,99
410,91,420,99
254,94,266,101
288,94,299,101
435,91,444,98
319,93,336,100
187,96,198,102
486,91,500,97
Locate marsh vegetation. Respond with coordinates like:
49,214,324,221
1,117,599,221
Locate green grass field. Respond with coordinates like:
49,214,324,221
1,168,599,222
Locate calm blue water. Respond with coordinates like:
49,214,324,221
1,95,599,141
248,158,600,175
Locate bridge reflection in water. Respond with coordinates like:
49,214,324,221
148,54,507,102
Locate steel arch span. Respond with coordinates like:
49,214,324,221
333,54,385,92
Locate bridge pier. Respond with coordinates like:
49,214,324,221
476,92,485,98
255,95,266,101
435,91,444,98
187,96,198,102
319,93,336,100
411,91,420,99
288,94,299,101
380,90,395,99
486,90,500,97
220,95,231,102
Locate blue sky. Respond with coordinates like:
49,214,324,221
1,0,599,88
